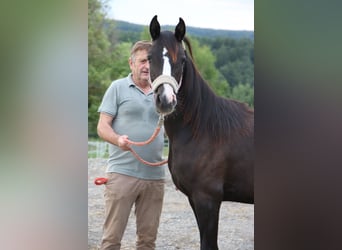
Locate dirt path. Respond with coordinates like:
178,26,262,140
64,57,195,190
88,159,254,249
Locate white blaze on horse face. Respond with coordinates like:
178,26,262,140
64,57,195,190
162,47,176,104
162,48,171,76
163,84,175,103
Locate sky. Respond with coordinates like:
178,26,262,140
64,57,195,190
106,0,254,31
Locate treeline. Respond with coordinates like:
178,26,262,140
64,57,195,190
88,0,254,138
115,20,254,40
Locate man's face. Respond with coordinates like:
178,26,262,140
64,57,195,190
130,49,150,84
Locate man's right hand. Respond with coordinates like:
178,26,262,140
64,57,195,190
117,135,131,151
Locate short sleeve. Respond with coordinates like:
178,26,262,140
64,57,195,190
97,82,118,117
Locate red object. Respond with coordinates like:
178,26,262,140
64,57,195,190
94,177,108,185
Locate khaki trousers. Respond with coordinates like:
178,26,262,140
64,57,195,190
99,173,165,250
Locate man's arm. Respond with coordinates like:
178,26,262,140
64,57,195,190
97,112,130,151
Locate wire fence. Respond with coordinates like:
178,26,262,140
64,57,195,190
88,141,109,158
88,139,169,158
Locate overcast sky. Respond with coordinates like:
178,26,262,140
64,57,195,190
107,0,254,31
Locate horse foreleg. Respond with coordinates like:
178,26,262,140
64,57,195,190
189,196,221,250
188,198,198,222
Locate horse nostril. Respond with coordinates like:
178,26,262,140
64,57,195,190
154,94,162,105
172,99,177,107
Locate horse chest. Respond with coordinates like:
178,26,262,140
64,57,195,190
168,142,221,193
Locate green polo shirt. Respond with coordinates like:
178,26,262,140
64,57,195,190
98,74,165,180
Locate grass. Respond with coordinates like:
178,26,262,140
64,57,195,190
163,145,169,158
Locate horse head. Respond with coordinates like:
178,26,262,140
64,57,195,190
149,15,186,115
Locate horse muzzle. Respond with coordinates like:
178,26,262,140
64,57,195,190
152,75,178,115
151,75,179,94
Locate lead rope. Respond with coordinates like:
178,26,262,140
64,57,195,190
126,114,168,166
94,114,168,185
127,114,165,146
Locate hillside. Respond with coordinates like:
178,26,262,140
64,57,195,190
114,20,254,40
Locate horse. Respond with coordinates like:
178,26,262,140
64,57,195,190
148,15,254,250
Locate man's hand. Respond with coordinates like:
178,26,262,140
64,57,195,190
117,135,131,151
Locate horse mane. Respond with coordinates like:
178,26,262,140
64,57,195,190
178,36,254,143
183,37,193,58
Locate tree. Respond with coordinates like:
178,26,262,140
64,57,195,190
198,37,254,88
88,0,114,137
187,38,229,97
229,83,254,108
109,42,131,81
140,26,151,41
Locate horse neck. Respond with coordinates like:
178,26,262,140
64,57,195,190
181,60,215,115
165,60,216,139
165,59,254,144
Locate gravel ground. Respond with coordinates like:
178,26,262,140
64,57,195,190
88,158,254,249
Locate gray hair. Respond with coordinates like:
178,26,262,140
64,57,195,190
130,40,152,61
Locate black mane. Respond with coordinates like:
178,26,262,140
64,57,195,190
175,37,253,143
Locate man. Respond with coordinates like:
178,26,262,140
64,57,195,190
97,41,165,250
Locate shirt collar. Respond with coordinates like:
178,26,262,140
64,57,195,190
127,73,135,87
127,73,153,96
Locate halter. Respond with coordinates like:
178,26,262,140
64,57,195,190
151,74,180,94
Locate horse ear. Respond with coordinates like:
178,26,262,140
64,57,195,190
175,17,186,41
149,15,160,40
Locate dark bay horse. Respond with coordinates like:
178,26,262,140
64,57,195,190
149,15,254,250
